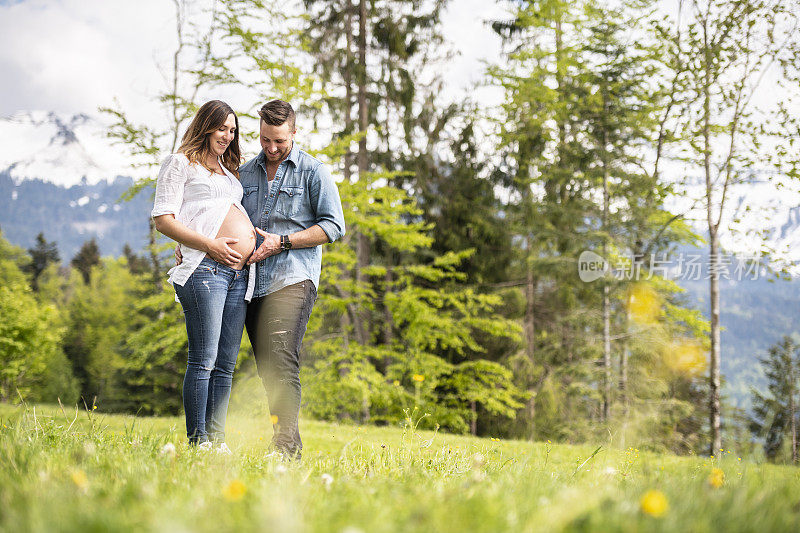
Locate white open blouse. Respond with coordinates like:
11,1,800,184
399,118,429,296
151,153,256,302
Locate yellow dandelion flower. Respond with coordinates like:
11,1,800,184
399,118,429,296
393,380,400,386
270,415,279,425
412,374,425,382
708,468,724,488
222,480,247,501
640,490,668,517
70,468,89,491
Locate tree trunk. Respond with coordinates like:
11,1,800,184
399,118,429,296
791,373,797,464
603,284,611,421
470,400,477,436
353,0,369,345
620,297,630,415
601,109,611,422
524,249,536,362
524,251,537,438
343,0,354,183
703,15,722,457
339,1,355,347
708,235,722,456
147,218,162,292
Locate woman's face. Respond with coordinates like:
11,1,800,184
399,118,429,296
208,113,236,157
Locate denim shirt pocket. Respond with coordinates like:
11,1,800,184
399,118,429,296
242,186,259,221
276,186,305,218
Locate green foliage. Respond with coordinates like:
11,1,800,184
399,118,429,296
23,232,60,291
62,259,140,406
306,170,526,434
0,233,76,403
115,283,187,415
485,0,714,450
749,336,800,463
59,256,193,415
70,239,101,285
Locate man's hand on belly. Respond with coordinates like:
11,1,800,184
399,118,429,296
248,227,282,265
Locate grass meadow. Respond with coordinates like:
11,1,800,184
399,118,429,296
2,400,800,533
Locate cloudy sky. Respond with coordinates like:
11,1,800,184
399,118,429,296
0,0,507,122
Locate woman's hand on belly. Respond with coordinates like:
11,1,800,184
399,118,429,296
206,237,244,267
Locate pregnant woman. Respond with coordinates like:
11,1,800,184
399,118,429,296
152,100,256,452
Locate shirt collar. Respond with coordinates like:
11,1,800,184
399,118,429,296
286,143,300,167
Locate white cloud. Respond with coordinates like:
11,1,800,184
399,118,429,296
440,0,507,103
0,0,174,119
0,0,505,120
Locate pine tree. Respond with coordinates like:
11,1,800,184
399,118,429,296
426,121,512,286
122,244,150,275
750,336,800,463
24,232,60,291
71,239,100,284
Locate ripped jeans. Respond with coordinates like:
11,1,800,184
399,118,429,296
245,280,316,459
174,257,248,445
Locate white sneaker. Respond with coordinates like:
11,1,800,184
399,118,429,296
216,443,233,455
197,441,213,452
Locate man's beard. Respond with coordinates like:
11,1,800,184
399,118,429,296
265,142,292,163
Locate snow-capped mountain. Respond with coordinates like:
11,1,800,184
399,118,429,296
0,111,153,259
664,172,800,275
0,111,149,187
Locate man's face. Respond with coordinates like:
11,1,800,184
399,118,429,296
260,121,295,163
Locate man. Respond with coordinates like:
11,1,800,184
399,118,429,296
180,99,346,459
241,100,346,460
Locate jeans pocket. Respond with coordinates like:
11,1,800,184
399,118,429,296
196,261,217,276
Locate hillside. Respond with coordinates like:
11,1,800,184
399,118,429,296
0,171,151,260
678,267,800,409
1,402,799,532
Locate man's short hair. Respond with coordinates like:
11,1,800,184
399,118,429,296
259,100,296,130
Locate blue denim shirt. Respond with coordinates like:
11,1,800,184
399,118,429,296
239,144,346,298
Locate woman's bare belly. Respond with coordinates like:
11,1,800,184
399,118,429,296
215,204,256,270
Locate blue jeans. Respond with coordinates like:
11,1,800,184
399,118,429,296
174,257,248,445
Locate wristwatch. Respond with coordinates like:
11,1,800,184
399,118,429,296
280,234,292,251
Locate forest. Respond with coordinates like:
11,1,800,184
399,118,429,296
4,0,800,463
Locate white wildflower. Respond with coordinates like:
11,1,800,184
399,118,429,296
471,453,485,469
160,442,177,457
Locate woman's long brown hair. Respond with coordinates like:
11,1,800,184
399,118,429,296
177,100,241,177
